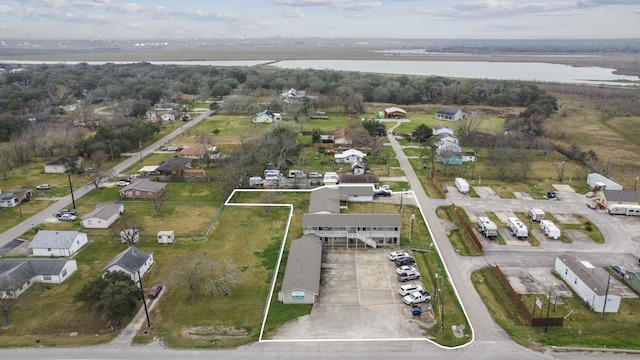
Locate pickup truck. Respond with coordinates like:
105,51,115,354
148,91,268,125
403,290,431,305
374,188,391,197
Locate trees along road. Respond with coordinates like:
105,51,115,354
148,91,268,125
1,117,637,359
0,111,212,247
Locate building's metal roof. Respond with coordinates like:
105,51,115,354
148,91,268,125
82,203,123,221
0,259,72,285
121,179,167,192
281,235,323,295
302,213,401,227
437,107,461,115
308,187,340,214
557,255,611,296
603,190,640,203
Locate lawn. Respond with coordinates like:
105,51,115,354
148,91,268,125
472,267,640,350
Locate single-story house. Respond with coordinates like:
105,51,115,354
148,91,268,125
436,107,465,121
587,173,623,191
29,230,89,257
278,235,322,304
102,246,154,283
434,132,459,146
252,110,281,123
0,188,32,208
0,259,77,299
178,146,207,160
384,107,407,119
120,179,167,200
44,155,81,174
433,125,455,137
335,149,366,164
555,255,620,313
280,88,306,100
436,143,463,155
81,203,124,229
352,159,366,175
160,113,176,121
333,129,348,145
600,189,640,207
155,157,193,176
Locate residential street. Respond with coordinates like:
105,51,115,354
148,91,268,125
2,117,640,359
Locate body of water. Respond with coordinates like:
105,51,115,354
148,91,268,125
2,59,638,86
271,60,639,87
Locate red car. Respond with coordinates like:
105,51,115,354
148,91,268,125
324,150,336,155
148,284,163,299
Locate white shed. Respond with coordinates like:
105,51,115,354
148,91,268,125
157,230,175,244
555,255,620,313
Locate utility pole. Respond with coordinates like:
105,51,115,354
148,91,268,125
544,290,552,333
601,272,612,319
137,269,151,327
409,210,415,244
66,167,76,210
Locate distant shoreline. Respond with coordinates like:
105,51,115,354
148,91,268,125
1,44,638,77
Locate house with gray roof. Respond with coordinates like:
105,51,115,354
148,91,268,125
436,107,465,121
102,246,154,283
81,203,124,229
278,235,322,304
0,188,32,208
29,230,88,257
120,179,167,200
44,155,81,174
601,189,640,206
0,259,77,299
555,255,620,313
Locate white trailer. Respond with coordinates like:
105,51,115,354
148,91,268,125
477,216,498,240
455,178,469,194
540,220,561,240
607,204,640,216
528,208,546,222
507,217,528,239
157,230,175,244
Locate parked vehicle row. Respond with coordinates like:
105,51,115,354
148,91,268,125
390,251,430,309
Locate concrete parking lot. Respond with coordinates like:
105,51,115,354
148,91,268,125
273,247,436,340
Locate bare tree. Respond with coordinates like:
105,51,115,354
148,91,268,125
0,275,25,327
259,191,278,215
90,150,108,169
151,190,169,216
0,148,15,180
110,215,144,246
170,253,239,301
85,169,114,192
457,111,484,139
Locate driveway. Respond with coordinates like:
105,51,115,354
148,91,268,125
273,248,436,340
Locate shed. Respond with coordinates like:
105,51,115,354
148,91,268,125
278,235,322,304
29,230,88,257
384,107,406,119
157,230,175,244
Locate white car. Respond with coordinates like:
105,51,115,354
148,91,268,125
388,251,410,261
309,172,323,178
399,283,424,296
57,213,77,221
116,180,131,187
585,191,596,198
396,265,418,274
36,184,51,190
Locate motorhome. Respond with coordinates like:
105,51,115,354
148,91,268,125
607,204,640,216
507,217,528,239
540,220,561,240
455,178,469,194
528,208,546,222
477,216,498,240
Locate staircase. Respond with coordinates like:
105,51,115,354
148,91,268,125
348,232,377,248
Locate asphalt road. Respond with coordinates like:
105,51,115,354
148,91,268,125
2,117,640,359
0,111,213,247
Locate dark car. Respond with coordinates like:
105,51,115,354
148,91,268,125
611,265,626,277
395,256,416,267
148,284,163,299
56,209,77,217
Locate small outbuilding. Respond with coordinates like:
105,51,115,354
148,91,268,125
157,230,175,244
384,107,406,119
587,173,623,191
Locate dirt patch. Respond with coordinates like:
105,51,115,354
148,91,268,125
181,325,248,340
473,186,500,199
513,192,534,200
552,213,581,225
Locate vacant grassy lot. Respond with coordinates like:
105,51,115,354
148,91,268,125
472,267,640,350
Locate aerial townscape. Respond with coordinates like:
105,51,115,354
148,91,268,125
1,2,640,360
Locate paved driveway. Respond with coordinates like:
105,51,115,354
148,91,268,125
273,248,436,340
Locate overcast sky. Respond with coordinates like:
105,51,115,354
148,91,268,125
0,0,639,40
